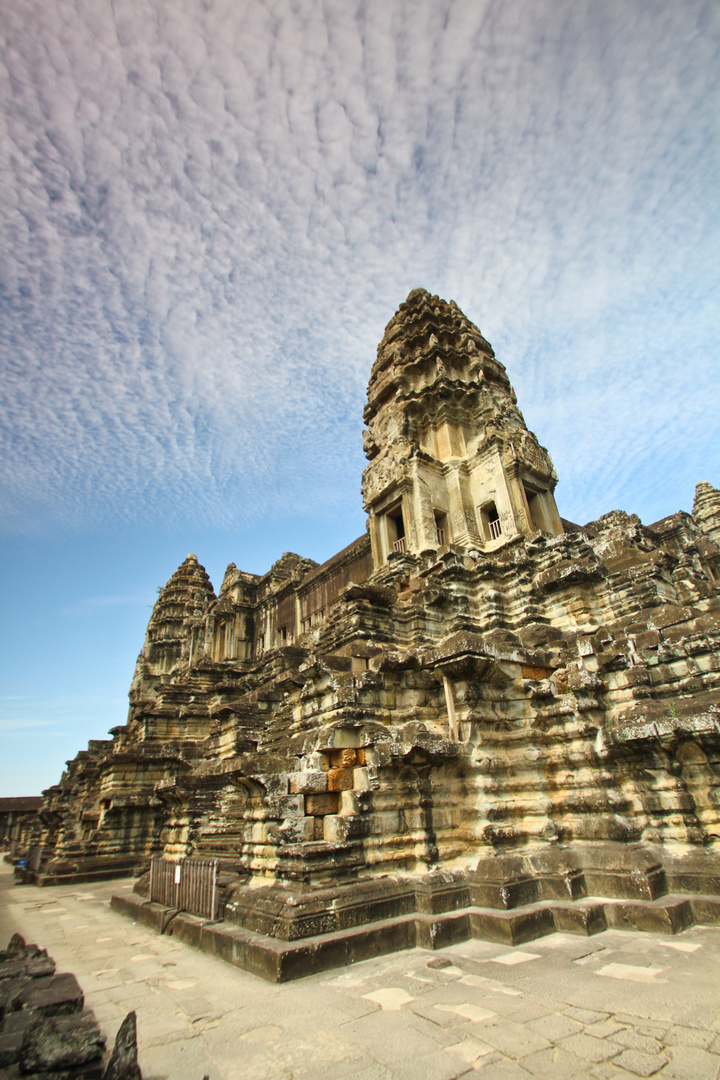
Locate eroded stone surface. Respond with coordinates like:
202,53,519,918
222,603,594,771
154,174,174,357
20,1013,105,1075
15,290,720,965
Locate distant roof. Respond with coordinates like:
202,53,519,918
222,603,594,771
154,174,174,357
0,797,43,813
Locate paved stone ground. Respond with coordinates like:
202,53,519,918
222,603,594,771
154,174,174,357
1,863,719,1080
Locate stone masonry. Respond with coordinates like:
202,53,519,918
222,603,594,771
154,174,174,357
17,289,720,979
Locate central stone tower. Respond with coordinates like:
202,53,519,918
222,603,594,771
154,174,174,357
362,289,563,567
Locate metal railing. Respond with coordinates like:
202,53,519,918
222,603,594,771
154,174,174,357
489,518,502,539
393,537,406,553
436,528,445,545
149,855,219,922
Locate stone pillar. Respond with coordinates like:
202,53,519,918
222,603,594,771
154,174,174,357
504,461,531,536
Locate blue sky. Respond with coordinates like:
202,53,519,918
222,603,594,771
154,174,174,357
1,0,718,796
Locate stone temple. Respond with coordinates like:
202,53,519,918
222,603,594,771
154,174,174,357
18,289,720,979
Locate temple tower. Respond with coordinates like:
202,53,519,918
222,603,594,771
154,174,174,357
362,289,563,568
693,482,720,546
137,554,216,676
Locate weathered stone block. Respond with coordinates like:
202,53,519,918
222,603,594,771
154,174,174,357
329,748,358,768
268,795,305,818
14,973,83,1016
362,745,390,767
305,793,340,816
288,772,327,795
323,814,369,842
277,817,316,843
19,1013,105,1074
330,727,361,748
635,630,661,650
370,810,402,833
338,790,361,816
302,752,329,771
396,690,426,707
352,767,371,790
648,604,694,630
402,809,426,830
327,768,354,792
0,955,55,982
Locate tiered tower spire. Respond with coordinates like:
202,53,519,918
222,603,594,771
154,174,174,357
139,554,216,674
362,289,562,567
693,482,720,546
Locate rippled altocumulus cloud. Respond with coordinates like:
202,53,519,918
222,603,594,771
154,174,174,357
1,0,718,535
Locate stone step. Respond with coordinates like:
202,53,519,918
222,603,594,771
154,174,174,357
111,888,720,983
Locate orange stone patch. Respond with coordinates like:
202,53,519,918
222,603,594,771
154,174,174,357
329,748,358,768
327,768,354,792
521,664,552,680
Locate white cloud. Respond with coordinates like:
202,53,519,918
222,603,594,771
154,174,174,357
58,594,152,616
0,718,55,733
0,0,718,536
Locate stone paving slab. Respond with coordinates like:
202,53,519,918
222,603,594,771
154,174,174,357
1,865,719,1080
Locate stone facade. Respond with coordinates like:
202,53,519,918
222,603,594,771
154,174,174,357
20,289,720,975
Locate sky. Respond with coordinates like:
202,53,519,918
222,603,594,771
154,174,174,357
1,0,718,797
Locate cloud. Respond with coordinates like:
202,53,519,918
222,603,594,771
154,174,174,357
58,594,152,616
0,690,123,730
1,0,718,535
0,719,56,733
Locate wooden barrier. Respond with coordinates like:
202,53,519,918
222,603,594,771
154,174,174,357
149,855,219,921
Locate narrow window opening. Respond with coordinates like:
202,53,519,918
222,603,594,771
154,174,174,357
524,485,549,532
214,622,226,662
434,510,449,546
480,503,502,541
387,506,406,554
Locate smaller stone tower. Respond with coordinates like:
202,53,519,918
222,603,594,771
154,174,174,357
693,482,720,546
136,554,216,677
362,289,563,568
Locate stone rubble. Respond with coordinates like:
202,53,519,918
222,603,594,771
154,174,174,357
15,289,720,978
0,933,106,1078
101,1013,141,1080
